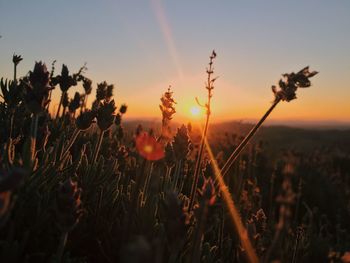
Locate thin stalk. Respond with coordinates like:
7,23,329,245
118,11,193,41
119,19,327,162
91,130,105,165
55,91,66,120
142,162,154,204
9,111,14,139
30,114,39,162
13,62,17,85
56,231,68,263
162,166,172,192
60,128,81,162
10,61,18,138
220,99,280,179
188,53,215,212
191,199,209,262
124,158,147,241
291,230,301,263
189,106,210,212
172,159,183,191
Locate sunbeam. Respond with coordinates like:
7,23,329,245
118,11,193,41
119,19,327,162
204,138,259,263
150,0,184,80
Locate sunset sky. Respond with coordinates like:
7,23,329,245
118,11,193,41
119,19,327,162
0,1,349,124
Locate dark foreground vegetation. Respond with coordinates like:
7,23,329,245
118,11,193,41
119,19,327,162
0,53,349,262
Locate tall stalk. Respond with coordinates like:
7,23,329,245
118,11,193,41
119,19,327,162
10,54,22,138
188,50,217,212
220,99,280,178
91,130,105,165
219,66,318,181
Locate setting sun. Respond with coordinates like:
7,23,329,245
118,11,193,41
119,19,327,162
189,105,203,118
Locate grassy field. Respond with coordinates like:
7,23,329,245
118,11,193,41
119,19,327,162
1,55,349,263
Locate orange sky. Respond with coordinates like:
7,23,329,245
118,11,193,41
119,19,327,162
1,1,350,125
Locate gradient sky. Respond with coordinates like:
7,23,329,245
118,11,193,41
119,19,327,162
1,0,349,124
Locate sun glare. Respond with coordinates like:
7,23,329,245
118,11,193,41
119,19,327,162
190,105,202,118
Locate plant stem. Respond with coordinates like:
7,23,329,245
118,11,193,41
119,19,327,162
124,158,146,241
189,114,210,211
55,91,66,120
30,114,39,163
9,112,14,139
188,53,215,212
60,128,80,162
220,99,280,179
191,199,209,262
13,63,17,84
91,130,105,165
56,231,68,263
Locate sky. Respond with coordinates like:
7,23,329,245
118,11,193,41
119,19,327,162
0,0,350,125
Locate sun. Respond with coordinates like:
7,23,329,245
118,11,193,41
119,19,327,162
189,105,203,118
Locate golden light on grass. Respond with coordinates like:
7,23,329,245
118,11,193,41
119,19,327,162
204,138,259,263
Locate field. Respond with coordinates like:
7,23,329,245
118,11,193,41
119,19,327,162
1,54,350,263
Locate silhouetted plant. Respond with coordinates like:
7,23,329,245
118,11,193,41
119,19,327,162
189,50,217,211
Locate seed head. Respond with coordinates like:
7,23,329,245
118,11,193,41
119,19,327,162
76,110,96,131
12,54,23,66
172,125,191,161
82,77,92,95
272,66,318,102
96,81,108,101
96,99,116,131
55,64,78,92
24,61,53,114
119,104,128,114
68,92,81,113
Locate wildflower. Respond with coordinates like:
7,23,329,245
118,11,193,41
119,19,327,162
68,92,81,114
272,66,318,102
119,104,128,114
159,87,176,141
76,110,96,131
82,77,92,95
96,81,108,101
54,178,83,232
0,78,23,109
24,61,53,114
341,252,350,263
106,84,114,102
54,64,78,92
135,132,165,161
96,99,116,131
172,124,191,161
12,54,23,66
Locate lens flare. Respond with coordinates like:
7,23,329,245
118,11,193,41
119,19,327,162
203,138,259,263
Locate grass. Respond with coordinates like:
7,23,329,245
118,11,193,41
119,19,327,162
0,52,349,263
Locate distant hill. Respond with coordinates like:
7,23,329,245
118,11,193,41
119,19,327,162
123,119,350,154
